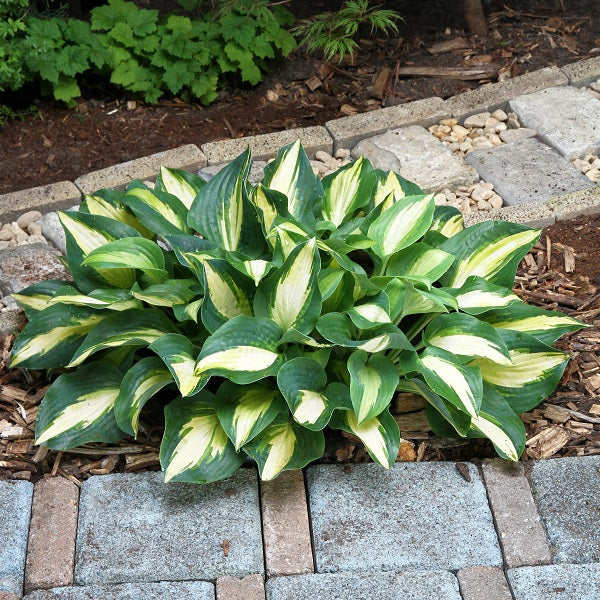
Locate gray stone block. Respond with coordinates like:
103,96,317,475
201,127,332,165
266,570,462,600
465,138,595,206
0,310,26,337
0,243,71,296
74,470,263,585
74,145,206,195
352,126,478,193
507,564,600,600
457,567,513,600
561,56,600,86
546,185,600,221
446,66,568,118
529,456,600,564
0,182,81,225
498,128,537,144
509,86,600,159
36,212,67,254
462,203,555,228
23,581,214,600
199,161,267,185
0,480,34,596
306,462,502,573
326,96,449,151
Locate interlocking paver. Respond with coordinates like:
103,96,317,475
529,456,600,564
265,569,461,600
0,480,33,597
305,463,502,573
507,564,600,600
23,581,214,599
509,86,600,159
457,567,513,600
216,574,265,600
465,138,594,205
352,125,478,192
74,470,263,585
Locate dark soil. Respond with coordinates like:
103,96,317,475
1,0,599,195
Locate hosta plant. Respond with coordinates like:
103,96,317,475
11,142,585,483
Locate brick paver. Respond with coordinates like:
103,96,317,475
457,567,513,600
216,574,265,600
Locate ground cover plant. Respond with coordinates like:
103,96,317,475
9,142,585,483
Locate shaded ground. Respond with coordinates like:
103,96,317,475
0,0,598,195
1,214,599,483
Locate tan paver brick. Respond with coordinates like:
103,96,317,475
24,477,79,593
457,567,513,600
482,460,551,568
260,470,314,577
216,574,265,600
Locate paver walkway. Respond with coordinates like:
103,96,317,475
1,58,600,599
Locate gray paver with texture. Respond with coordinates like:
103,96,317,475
507,564,600,600
0,480,33,596
306,462,502,573
546,186,600,221
266,570,461,600
74,470,263,585
529,456,600,564
509,86,600,159
561,56,600,86
465,138,595,205
352,125,478,192
23,581,214,600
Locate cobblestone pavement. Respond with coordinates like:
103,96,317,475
1,57,600,599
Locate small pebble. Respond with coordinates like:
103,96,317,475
494,122,507,132
463,112,490,128
16,210,42,229
574,158,591,173
27,222,42,236
477,199,490,211
335,148,350,159
586,168,600,181
0,229,14,241
491,109,508,121
439,118,458,127
489,194,503,210
506,116,520,129
434,193,447,206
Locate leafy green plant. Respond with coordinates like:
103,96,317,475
11,142,584,483
293,0,401,61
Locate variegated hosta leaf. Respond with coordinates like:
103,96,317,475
260,140,324,225
114,357,174,436
321,156,375,227
481,302,585,345
163,233,220,264
49,286,140,311
407,347,482,418
82,194,152,238
201,258,254,333
439,221,541,288
11,304,106,369
68,308,178,367
195,315,283,384
131,279,201,308
277,358,351,430
215,380,288,450
243,416,325,481
188,148,265,257
278,329,331,348
348,350,399,423
160,393,245,483
59,210,142,292
122,182,189,236
319,269,355,314
429,206,464,238
82,237,167,282
251,184,290,236
401,283,457,318
149,333,205,397
155,166,206,209
423,312,512,366
317,312,413,353
367,194,435,259
12,279,69,318
35,362,125,449
173,298,203,323
385,242,455,283
330,408,399,469
254,238,321,334
445,276,520,315
468,329,570,413
372,169,422,208
226,253,272,286
347,292,392,330
270,216,312,262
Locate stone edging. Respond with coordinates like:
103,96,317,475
1,57,599,227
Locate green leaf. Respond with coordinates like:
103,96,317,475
254,238,321,334
195,315,283,384
131,279,200,308
347,293,392,330
114,357,173,436
11,305,106,369
372,169,422,207
444,276,520,315
155,166,205,210
12,280,69,318
243,416,324,480
35,362,125,449
385,242,454,282
215,380,287,450
348,350,398,423
429,206,464,238
49,286,140,312
82,194,152,238
161,393,245,483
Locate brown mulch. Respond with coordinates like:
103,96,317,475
1,214,599,483
0,0,598,196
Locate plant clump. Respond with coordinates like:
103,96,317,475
11,141,585,483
